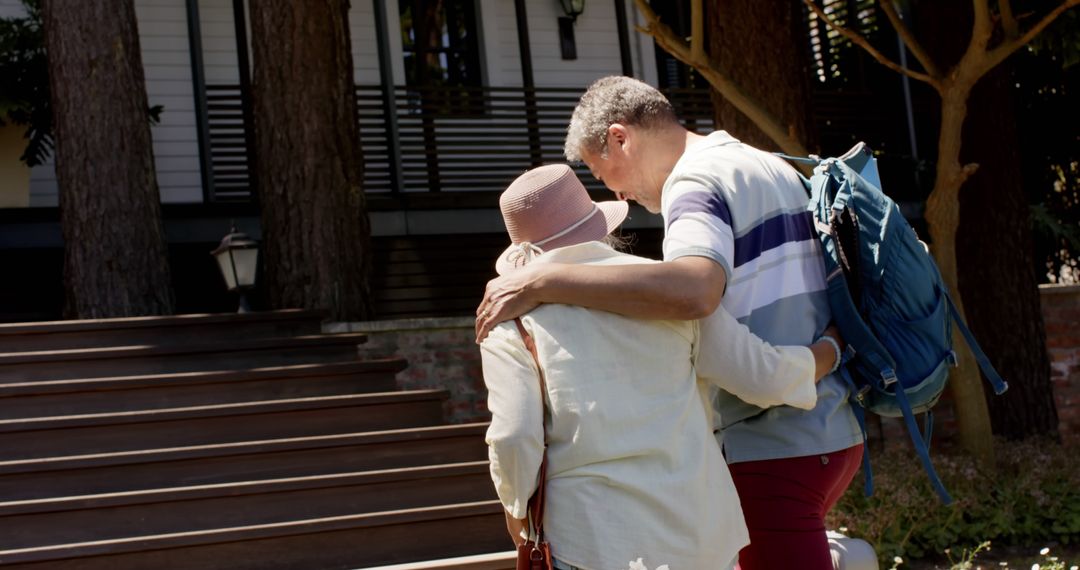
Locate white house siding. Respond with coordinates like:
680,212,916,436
0,1,25,28
7,0,203,206
3,0,663,206
351,0,397,85
400,1,662,194
197,0,387,85
487,0,657,88
138,0,202,204
198,0,240,84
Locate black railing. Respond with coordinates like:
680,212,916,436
204,84,715,202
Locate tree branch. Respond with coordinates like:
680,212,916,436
984,0,1080,72
999,0,1020,39
632,0,691,63
690,0,705,64
878,0,942,79
957,162,981,187
970,0,995,54
803,0,938,88
631,0,809,157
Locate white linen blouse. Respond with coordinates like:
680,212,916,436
480,241,817,570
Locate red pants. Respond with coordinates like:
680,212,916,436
730,443,864,570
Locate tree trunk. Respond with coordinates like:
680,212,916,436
42,0,174,318
916,0,1059,450
956,64,1059,440
248,0,373,321
924,86,996,464
915,0,992,462
707,0,818,151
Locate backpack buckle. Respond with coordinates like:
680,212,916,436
854,385,871,405
881,369,898,386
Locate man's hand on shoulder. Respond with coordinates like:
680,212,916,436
475,263,550,343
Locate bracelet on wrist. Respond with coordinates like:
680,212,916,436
818,334,842,375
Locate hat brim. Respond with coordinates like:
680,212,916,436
495,200,629,275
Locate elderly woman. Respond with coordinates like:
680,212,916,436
480,164,842,570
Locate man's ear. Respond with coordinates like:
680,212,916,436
607,123,629,152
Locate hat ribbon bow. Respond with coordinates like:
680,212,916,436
505,242,546,269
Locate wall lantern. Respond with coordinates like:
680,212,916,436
211,225,259,313
559,0,586,20
557,0,586,60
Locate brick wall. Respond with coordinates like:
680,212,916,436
327,317,488,423
331,284,1080,436
1043,284,1080,443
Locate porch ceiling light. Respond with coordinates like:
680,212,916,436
211,225,259,312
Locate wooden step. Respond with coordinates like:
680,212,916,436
1,462,496,548
365,552,517,570
0,333,369,381
0,360,406,419
0,391,448,462
0,500,511,569
0,310,324,353
0,423,490,501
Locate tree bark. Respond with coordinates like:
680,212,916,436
248,0,373,321
956,64,1058,440
633,0,810,157
916,0,1058,445
707,0,818,151
42,0,174,318
915,0,997,463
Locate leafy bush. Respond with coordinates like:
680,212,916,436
827,439,1080,566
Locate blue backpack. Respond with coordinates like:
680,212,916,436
781,143,1008,504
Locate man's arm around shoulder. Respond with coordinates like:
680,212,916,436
476,256,726,341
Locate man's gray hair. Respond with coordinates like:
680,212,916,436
564,76,678,162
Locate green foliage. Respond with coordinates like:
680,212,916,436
943,540,990,570
0,0,164,167
1028,9,1080,69
827,439,1080,567
1015,31,1080,283
1032,200,1080,280
0,0,51,166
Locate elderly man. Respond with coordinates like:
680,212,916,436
476,76,864,570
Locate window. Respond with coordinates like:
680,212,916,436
399,0,483,113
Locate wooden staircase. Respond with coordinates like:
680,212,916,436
0,310,513,569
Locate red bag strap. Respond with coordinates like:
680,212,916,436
513,317,548,540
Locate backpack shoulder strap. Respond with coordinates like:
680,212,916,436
773,152,821,166
945,295,1009,396
774,152,819,197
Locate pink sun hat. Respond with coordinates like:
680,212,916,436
496,164,629,275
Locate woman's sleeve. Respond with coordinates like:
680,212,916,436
480,324,546,519
694,306,818,410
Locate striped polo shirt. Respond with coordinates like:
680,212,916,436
661,130,863,463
